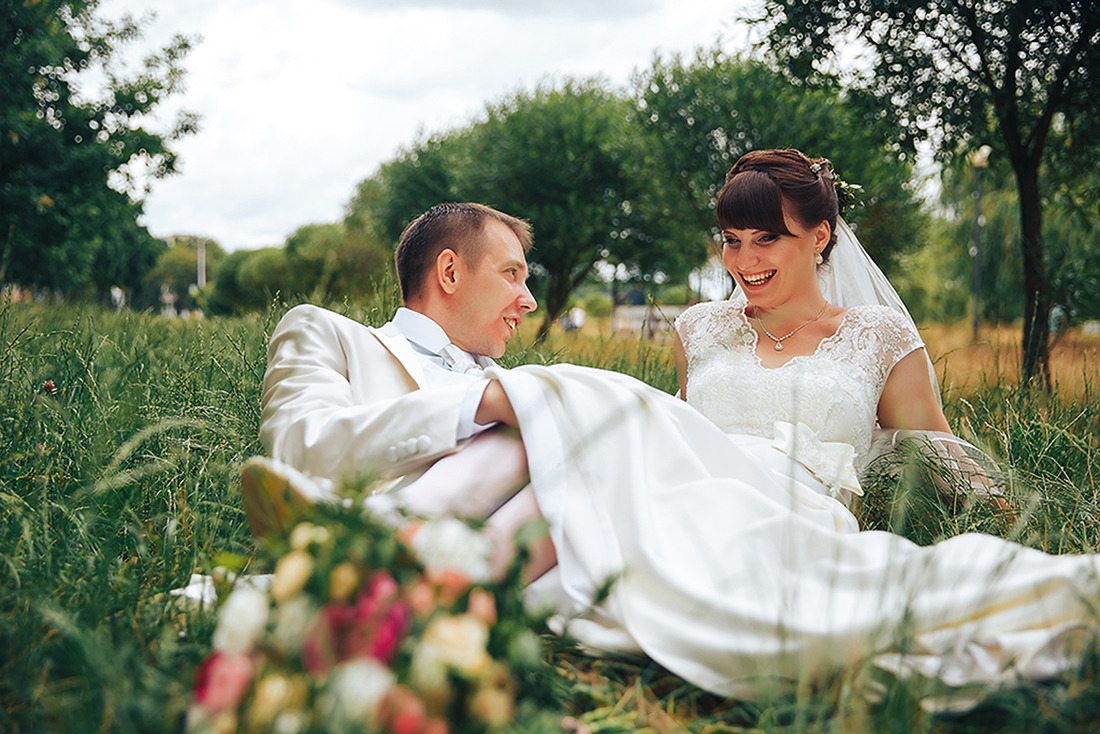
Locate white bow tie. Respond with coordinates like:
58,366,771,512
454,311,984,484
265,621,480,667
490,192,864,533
439,343,484,376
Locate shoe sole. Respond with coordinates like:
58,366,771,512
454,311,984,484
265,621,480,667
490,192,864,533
240,458,311,538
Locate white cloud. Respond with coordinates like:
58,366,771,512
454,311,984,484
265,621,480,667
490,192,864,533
94,0,756,250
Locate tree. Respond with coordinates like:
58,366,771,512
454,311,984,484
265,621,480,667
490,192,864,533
1045,173,1100,329
284,222,392,302
237,247,295,307
350,81,691,338
146,235,225,311
465,80,690,339
636,49,926,278
0,0,197,296
757,0,1100,385
349,130,477,248
205,250,260,315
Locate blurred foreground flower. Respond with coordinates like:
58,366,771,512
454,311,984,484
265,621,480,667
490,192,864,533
187,490,563,733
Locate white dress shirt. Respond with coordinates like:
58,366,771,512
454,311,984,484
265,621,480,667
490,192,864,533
391,307,494,441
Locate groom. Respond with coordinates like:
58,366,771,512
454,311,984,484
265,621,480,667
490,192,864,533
247,202,552,575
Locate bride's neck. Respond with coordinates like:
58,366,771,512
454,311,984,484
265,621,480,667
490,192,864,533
751,297,829,327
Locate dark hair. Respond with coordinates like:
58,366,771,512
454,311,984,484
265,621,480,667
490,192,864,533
716,149,840,262
394,202,533,302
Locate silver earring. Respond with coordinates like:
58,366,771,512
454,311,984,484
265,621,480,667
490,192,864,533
815,250,824,265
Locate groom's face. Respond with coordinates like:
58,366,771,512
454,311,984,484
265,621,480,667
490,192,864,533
447,219,537,358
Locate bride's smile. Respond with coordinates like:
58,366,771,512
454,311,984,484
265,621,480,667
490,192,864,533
721,216,829,316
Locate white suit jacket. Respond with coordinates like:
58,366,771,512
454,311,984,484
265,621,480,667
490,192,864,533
259,304,473,491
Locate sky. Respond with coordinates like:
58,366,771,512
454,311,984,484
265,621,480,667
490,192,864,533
92,0,760,252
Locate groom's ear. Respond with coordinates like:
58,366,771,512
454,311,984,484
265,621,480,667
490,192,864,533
436,249,461,295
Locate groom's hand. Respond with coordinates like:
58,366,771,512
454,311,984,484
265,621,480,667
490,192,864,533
476,380,517,427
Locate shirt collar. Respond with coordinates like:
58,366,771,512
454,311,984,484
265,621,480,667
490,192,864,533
393,307,453,356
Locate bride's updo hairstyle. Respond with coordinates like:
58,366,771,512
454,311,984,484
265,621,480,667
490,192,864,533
717,149,840,264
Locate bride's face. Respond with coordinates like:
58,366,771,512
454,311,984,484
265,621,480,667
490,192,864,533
721,213,829,310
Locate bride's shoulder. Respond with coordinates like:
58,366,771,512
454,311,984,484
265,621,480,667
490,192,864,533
841,305,923,344
844,304,914,327
675,299,746,339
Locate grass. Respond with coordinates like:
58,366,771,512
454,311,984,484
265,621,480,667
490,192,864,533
2,296,1099,732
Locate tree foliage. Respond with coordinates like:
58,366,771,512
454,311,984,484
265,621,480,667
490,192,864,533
0,0,197,297
205,249,260,315
635,49,925,278
466,81,690,339
351,131,476,249
284,221,392,302
351,81,691,338
755,0,1100,385
910,159,1100,328
897,164,1028,324
146,235,225,311
203,222,391,315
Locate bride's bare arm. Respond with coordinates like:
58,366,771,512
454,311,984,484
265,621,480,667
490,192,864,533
673,332,688,400
877,349,1010,514
877,350,951,432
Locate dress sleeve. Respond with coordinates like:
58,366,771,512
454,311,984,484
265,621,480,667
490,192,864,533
872,307,926,385
674,303,705,349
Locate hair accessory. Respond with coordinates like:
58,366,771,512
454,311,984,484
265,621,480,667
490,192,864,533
755,302,828,351
815,250,824,265
833,175,863,214
810,162,822,173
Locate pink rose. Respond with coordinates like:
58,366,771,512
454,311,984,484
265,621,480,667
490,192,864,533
346,572,410,664
302,603,352,674
426,568,471,607
191,651,254,712
466,588,497,626
405,577,437,618
377,685,429,734
303,571,411,674
423,718,450,734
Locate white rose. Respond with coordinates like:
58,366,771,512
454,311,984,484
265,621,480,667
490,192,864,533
271,711,305,734
289,522,315,550
418,614,492,677
271,594,317,653
248,674,306,728
271,550,314,603
410,518,493,583
320,659,394,726
212,585,269,654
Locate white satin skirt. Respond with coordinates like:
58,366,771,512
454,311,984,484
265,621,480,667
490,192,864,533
495,363,1100,703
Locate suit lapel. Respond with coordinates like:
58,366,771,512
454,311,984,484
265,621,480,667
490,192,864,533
374,322,429,387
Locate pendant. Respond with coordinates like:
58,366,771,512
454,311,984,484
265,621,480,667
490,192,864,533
774,342,784,351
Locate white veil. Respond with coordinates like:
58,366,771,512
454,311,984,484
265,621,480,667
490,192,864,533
818,218,940,404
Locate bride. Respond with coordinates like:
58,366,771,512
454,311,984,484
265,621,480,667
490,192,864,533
488,149,1099,700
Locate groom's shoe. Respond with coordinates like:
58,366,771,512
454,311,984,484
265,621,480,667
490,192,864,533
240,456,334,538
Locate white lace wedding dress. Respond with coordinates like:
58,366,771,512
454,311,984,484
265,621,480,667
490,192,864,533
492,298,1100,701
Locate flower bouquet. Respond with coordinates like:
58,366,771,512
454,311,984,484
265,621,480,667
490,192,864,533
186,498,564,734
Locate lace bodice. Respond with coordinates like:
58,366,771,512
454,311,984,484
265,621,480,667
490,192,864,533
675,299,924,471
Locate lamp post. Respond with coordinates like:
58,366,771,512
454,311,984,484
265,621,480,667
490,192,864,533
967,145,992,342
197,239,207,289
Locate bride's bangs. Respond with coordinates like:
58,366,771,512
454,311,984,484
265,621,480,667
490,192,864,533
716,170,793,236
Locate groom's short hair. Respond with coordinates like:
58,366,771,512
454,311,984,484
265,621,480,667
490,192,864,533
395,202,533,303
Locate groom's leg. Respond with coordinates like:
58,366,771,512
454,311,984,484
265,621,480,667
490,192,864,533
241,427,554,580
392,428,555,581
483,485,557,583
389,427,530,518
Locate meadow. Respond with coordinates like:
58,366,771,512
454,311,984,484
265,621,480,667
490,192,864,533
3,295,1100,733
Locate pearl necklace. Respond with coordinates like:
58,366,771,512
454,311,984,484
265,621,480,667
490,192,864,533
754,303,828,351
